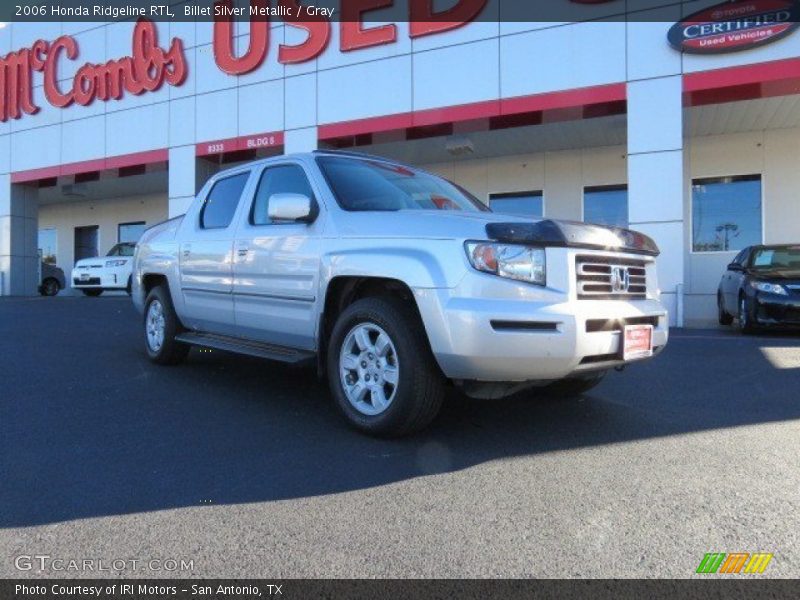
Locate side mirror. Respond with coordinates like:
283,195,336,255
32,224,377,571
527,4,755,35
727,263,743,272
267,193,317,223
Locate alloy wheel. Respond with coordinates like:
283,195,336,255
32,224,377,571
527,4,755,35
146,299,166,352
339,322,399,416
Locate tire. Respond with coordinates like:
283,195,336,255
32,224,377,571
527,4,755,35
544,371,607,397
327,296,445,437
718,293,733,326
41,278,60,297
738,293,757,335
126,276,132,296
143,285,190,365
82,289,103,297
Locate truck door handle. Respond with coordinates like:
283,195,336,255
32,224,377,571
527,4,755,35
237,247,249,257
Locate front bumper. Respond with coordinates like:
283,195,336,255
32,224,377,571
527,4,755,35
71,268,130,289
416,287,668,383
755,293,800,327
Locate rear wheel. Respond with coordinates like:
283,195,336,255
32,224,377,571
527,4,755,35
718,293,733,325
144,285,189,365
82,289,103,297
41,278,60,297
544,371,607,397
126,276,132,296
327,297,445,437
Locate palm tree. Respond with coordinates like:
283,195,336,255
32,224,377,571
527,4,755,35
715,223,739,251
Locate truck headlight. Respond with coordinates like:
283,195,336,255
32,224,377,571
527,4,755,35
105,260,127,267
465,242,546,285
751,281,787,295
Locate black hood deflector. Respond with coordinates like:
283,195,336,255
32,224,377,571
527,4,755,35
485,219,660,257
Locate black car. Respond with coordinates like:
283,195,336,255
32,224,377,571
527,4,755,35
718,244,800,333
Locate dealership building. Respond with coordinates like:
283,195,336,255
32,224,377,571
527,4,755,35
1,0,799,326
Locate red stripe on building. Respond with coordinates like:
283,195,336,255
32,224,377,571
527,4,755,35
318,113,415,141
11,149,168,184
318,82,627,143
683,57,800,106
412,99,501,128
500,83,626,116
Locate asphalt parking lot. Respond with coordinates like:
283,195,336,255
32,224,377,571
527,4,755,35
1,295,799,578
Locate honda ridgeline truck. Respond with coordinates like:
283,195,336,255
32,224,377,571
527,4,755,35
132,151,668,437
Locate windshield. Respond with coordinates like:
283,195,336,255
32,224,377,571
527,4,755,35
106,243,135,257
316,156,488,212
750,246,800,270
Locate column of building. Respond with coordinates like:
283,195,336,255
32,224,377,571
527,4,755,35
0,179,39,296
626,16,687,326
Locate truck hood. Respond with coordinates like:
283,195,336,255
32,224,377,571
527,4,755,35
336,210,659,256
336,209,527,240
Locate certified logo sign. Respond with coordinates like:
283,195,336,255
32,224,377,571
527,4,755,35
668,0,800,54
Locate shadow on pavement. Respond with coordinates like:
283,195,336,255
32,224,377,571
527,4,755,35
1,296,799,527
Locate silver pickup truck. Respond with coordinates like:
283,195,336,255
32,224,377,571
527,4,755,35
133,150,668,436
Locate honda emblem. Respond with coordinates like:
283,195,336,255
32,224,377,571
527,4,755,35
610,266,630,293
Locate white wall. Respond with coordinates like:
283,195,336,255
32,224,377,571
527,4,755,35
38,193,167,269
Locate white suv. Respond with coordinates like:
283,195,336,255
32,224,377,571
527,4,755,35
132,151,668,436
72,242,136,296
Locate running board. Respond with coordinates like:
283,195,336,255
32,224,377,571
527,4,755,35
175,332,315,364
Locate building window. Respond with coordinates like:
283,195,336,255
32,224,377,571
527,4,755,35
118,221,146,244
489,191,543,218
38,228,57,265
200,172,250,229
584,185,628,229
692,175,762,253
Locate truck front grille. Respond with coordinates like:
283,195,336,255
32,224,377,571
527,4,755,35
576,255,648,300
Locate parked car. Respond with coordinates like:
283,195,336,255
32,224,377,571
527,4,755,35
132,151,669,437
71,242,136,297
718,244,800,333
39,262,65,296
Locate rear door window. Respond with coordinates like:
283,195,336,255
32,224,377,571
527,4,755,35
200,172,250,229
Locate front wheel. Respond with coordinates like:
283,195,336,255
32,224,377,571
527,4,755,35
144,285,189,365
738,295,757,334
327,297,445,437
543,371,607,397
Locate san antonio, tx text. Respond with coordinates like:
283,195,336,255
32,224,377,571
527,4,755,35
15,583,281,597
